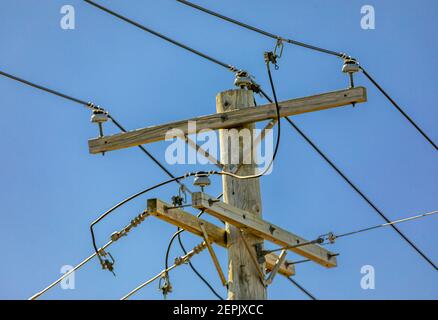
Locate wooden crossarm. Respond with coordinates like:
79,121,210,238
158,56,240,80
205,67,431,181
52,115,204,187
146,198,295,277
191,192,337,268
89,87,367,154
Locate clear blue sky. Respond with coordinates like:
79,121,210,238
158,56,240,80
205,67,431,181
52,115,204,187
0,0,437,300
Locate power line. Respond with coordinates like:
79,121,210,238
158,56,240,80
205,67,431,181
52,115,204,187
284,117,437,271
176,0,344,58
176,0,437,150
83,0,238,72
335,210,438,240
0,70,90,106
177,233,225,300
360,66,437,151
29,210,149,300
218,57,282,180
287,278,317,300
121,241,208,300
256,87,438,270
0,69,192,190
90,175,188,268
268,210,438,260
0,69,223,293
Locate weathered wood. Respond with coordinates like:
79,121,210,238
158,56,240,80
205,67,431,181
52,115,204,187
199,221,227,286
265,249,288,286
264,252,294,277
217,89,266,300
89,87,367,154
146,198,295,277
192,192,337,268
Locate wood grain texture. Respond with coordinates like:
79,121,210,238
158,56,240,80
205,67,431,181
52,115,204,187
217,89,267,300
192,192,337,268
89,87,367,154
146,198,294,277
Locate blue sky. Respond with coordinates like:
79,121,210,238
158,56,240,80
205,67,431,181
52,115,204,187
0,0,437,300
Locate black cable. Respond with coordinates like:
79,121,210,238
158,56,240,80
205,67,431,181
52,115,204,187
0,70,190,189
163,203,225,300
0,70,89,106
287,277,317,300
83,0,238,72
177,232,225,300
90,171,223,265
90,175,189,264
284,117,437,271
165,229,184,271
360,66,437,151
258,85,438,270
176,0,344,58
108,115,190,191
220,59,282,180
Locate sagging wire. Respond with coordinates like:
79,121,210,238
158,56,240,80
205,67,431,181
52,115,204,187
177,232,225,300
163,192,225,300
176,0,437,150
29,210,149,300
90,170,250,275
83,0,238,74
249,63,438,270
83,0,269,98
121,241,208,300
176,0,345,58
0,69,193,193
90,174,196,273
217,51,282,180
0,68,232,293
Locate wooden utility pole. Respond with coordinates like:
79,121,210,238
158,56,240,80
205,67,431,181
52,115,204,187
87,85,367,300
216,89,266,300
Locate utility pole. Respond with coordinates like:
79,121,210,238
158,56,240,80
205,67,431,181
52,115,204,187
216,89,266,300
88,83,367,300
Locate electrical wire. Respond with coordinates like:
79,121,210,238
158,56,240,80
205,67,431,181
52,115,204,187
0,68,225,289
0,70,90,106
0,69,193,193
177,233,225,300
284,117,438,270
335,210,438,240
84,0,287,180
83,0,238,72
121,241,208,300
29,240,112,300
164,198,226,299
90,174,196,265
287,277,317,300
107,115,192,193
258,85,438,269
360,66,437,151
29,210,149,300
176,1,437,150
176,0,345,58
219,59,281,180
267,210,438,260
